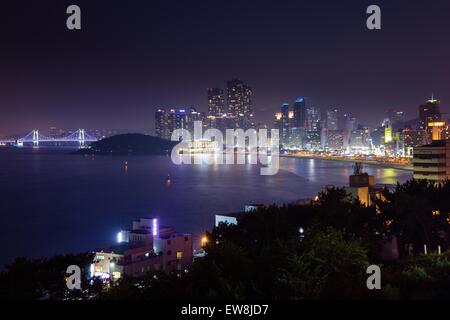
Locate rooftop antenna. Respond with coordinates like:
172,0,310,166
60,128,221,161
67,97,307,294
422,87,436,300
430,93,438,102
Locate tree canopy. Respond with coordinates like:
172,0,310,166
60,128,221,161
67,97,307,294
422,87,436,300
2,179,450,300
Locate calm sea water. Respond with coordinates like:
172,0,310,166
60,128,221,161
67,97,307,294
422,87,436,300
0,148,412,267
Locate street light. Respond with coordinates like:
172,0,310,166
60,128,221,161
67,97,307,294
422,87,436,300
201,236,208,247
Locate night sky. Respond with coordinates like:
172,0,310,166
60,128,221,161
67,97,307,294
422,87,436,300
1,0,450,136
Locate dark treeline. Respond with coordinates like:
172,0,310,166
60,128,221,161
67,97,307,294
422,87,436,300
73,134,177,155
2,179,450,300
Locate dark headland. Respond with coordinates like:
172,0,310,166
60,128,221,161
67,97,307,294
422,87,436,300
73,134,177,155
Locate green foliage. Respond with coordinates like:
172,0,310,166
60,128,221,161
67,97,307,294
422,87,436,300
99,272,192,300
0,253,93,300
402,266,432,282
2,179,450,299
74,133,177,155
375,179,450,257
275,228,369,299
377,284,402,300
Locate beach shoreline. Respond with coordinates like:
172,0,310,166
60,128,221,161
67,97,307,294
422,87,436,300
282,154,413,172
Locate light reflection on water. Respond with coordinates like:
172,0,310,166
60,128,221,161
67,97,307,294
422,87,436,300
0,149,412,267
279,157,411,186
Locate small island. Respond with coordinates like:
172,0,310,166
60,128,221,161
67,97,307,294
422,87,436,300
74,133,177,155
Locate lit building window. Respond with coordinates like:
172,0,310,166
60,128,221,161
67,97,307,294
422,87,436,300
176,251,183,260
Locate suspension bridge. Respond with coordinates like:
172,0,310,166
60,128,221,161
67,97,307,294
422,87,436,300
0,129,98,147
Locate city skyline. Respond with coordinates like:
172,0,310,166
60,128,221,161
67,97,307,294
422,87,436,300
2,0,450,135
1,92,441,140
3,0,450,303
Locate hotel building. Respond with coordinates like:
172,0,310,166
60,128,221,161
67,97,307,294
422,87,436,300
92,217,193,280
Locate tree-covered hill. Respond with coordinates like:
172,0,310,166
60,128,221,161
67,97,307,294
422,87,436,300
74,134,177,155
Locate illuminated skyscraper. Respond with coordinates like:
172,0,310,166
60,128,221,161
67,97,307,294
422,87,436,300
403,126,426,152
292,97,306,128
326,109,339,131
207,88,225,116
274,111,282,137
176,107,204,132
387,109,405,128
327,130,344,151
226,78,253,129
167,109,177,133
155,109,172,140
306,106,321,131
343,114,357,132
304,130,321,150
384,122,393,144
342,114,357,147
273,100,304,149
350,126,371,149
285,97,306,148
155,107,203,139
419,95,441,130
280,103,290,146
175,109,189,130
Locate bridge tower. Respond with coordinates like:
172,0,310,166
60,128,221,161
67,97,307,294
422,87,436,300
78,129,85,146
32,130,39,147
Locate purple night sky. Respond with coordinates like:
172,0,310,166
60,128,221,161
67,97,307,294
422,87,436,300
1,0,450,136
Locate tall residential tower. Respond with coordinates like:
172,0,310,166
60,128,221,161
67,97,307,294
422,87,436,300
207,88,225,116
226,78,253,129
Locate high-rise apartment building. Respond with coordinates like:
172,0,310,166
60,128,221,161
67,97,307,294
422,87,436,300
273,98,306,149
387,109,405,129
226,78,253,129
419,96,441,130
326,109,339,131
155,109,172,140
350,126,371,149
306,106,321,132
280,103,290,146
207,88,225,116
155,108,204,139
327,130,345,151
292,97,306,129
304,130,321,150
343,114,357,133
